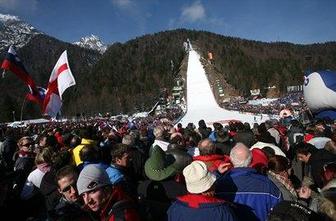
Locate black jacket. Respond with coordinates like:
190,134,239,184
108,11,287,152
308,149,336,188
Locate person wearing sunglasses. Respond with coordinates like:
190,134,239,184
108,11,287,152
54,165,94,221
13,136,36,196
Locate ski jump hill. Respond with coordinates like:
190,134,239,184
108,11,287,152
178,49,272,127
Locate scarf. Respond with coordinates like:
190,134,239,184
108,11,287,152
269,170,297,197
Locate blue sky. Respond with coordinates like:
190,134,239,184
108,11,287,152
0,0,335,45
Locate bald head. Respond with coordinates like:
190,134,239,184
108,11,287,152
230,142,252,168
198,138,216,156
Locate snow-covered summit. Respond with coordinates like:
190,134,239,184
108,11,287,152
0,13,41,51
73,34,107,54
0,14,20,22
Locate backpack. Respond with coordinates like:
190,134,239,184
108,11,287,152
107,199,136,221
138,181,171,221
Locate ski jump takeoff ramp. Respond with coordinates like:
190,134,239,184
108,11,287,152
178,49,270,127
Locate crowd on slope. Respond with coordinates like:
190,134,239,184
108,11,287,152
1,115,336,221
223,92,308,116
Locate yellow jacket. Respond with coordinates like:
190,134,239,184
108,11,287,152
71,138,96,166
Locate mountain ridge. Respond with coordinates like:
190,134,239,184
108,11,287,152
1,13,336,122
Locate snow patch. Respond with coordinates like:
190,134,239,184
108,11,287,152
178,49,274,127
73,34,107,54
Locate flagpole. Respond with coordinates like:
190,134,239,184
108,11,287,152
20,95,28,122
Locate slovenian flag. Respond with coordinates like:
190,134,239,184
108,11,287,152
1,45,43,106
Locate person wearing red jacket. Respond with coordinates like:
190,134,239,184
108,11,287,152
193,138,231,172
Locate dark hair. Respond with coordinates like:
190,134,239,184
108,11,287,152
51,151,72,171
262,146,276,159
243,122,251,131
257,123,267,134
4,128,14,137
79,144,100,162
110,143,131,163
186,131,201,147
268,155,290,173
62,133,74,146
55,165,79,186
170,134,184,145
213,122,223,131
187,123,195,130
258,131,276,144
78,126,95,140
41,135,58,148
295,142,317,155
198,119,206,128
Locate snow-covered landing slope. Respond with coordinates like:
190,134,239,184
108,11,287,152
178,49,271,127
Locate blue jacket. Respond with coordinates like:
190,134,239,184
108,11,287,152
208,131,217,142
215,167,282,221
105,164,124,184
167,194,238,221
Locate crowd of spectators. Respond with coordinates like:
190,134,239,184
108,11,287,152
1,110,336,220
222,92,307,117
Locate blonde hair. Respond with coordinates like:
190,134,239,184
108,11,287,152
17,136,32,147
35,147,54,165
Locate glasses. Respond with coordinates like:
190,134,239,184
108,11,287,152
61,183,76,193
21,142,33,147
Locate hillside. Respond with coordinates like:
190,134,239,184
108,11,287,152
1,29,336,122
71,29,336,116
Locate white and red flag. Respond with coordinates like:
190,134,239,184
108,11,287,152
43,50,76,117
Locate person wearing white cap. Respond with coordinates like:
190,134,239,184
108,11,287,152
167,161,238,221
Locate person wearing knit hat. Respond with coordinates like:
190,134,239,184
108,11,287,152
76,164,140,221
167,161,238,221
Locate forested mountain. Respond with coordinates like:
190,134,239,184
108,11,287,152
1,28,336,122
70,29,336,117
